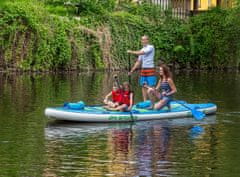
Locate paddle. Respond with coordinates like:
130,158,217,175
113,75,135,122
174,100,206,120
128,53,132,84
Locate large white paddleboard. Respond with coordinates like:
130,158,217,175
45,102,217,122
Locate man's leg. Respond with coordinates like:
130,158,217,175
140,76,148,101
142,87,148,101
144,75,157,101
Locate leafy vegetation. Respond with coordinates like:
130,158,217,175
0,0,240,71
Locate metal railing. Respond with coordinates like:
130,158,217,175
148,0,192,18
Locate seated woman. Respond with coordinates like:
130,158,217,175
104,82,134,112
146,64,177,110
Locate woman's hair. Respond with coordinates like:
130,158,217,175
159,64,172,80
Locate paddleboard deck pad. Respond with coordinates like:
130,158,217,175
45,102,217,122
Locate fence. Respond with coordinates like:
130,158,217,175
148,0,192,18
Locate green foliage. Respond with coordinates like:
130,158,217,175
118,1,166,23
0,0,88,71
2,1,71,70
44,0,116,16
75,0,116,15
187,7,240,69
1,0,240,71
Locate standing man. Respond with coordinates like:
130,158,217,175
127,35,157,101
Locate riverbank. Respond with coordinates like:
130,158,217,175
0,0,240,71
0,64,240,74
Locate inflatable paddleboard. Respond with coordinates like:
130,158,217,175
45,101,217,122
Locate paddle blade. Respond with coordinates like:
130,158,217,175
192,109,206,120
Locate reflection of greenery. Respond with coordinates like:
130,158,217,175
0,76,45,176
0,72,240,176
45,131,110,176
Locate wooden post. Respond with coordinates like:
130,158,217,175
187,0,191,17
216,0,221,7
193,0,198,15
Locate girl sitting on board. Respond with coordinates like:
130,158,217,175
145,64,177,110
103,83,122,109
104,82,134,112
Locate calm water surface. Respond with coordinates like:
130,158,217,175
0,71,240,177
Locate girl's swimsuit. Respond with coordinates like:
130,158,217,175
160,80,172,103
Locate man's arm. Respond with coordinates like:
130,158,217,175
127,50,145,56
129,60,141,74
127,46,153,56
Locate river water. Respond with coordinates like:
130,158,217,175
0,71,239,177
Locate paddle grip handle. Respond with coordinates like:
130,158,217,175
113,75,121,89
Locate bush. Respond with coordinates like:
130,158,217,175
0,1,72,70
1,0,240,71
187,7,240,69
44,0,117,16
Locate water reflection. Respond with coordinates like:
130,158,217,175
189,125,205,139
0,71,240,176
45,116,216,176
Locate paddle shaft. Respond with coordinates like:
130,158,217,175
114,75,121,90
128,54,131,84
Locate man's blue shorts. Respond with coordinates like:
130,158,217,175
139,76,157,87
